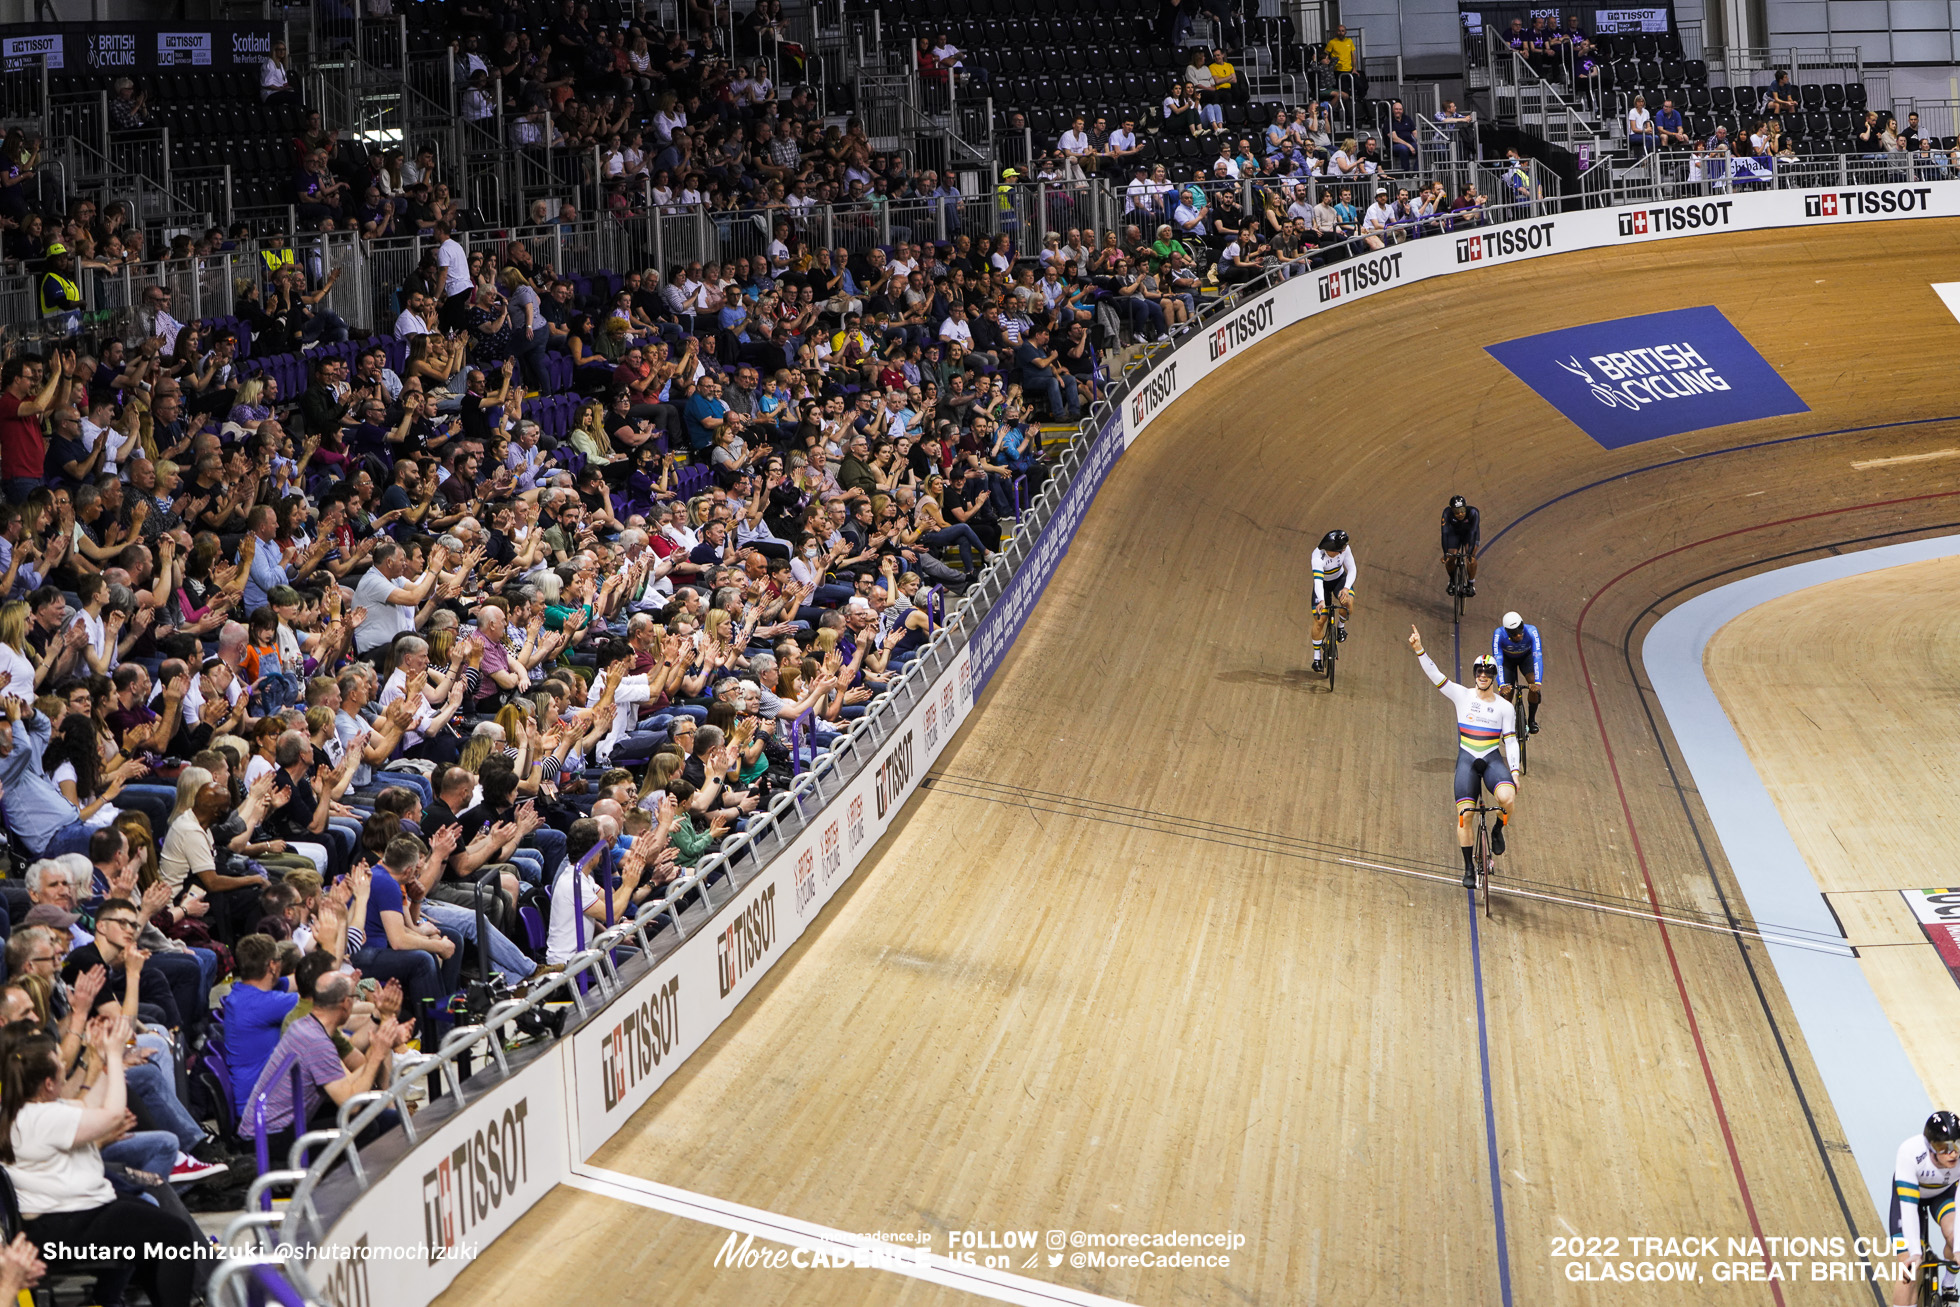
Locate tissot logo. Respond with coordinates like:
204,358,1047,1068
1456,221,1555,264
873,730,916,820
716,884,777,998
1804,187,1932,218
599,976,679,1110
793,848,817,916
319,1235,371,1307
1206,298,1276,361
1317,250,1403,302
1129,360,1178,426
421,1098,532,1263
1617,200,1732,237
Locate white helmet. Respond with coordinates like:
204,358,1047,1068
1502,611,1523,631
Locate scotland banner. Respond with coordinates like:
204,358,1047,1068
1484,306,1808,448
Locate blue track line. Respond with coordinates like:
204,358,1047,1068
1451,620,1516,1307
1478,414,1960,561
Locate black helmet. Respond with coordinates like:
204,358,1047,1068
1928,1111,1960,1149
1320,530,1348,553
1448,494,1468,513
1471,654,1498,677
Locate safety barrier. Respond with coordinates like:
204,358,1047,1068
214,174,1960,1307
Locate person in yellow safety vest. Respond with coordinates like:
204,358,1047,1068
260,244,295,276
36,243,80,336
995,166,1020,234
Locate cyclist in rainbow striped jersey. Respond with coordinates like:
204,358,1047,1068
1408,625,1521,888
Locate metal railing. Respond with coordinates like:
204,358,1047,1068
1577,146,1956,207
1486,29,1608,155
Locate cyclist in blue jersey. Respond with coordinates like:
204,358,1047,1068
1493,610,1542,735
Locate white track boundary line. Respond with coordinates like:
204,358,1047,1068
566,1164,1139,1307
1334,856,1854,955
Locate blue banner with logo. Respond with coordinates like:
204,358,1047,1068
971,412,1126,691
1484,306,1807,448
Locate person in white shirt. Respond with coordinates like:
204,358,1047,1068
432,221,471,330
260,42,294,102
939,307,974,350
1057,117,1092,181
394,291,431,337
1212,149,1240,180
1361,189,1393,249
1107,119,1139,169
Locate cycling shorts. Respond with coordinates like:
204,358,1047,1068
1315,571,1348,610
1454,749,1514,812
1892,1182,1958,1251
1501,652,1536,687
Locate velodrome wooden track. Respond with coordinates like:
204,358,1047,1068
440,219,1960,1305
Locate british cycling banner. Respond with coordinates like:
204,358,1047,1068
1482,305,1808,448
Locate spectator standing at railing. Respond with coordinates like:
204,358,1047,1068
34,246,80,341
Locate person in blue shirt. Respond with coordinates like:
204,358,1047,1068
238,505,289,614
0,696,146,858
219,933,300,1122
1654,98,1690,150
683,372,739,455
1492,611,1544,734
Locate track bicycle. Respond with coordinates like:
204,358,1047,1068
1465,800,1503,917
1447,549,1469,626
1317,593,1348,691
1916,1253,1960,1305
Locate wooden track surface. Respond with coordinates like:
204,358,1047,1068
1707,556,1960,1113
439,219,1960,1306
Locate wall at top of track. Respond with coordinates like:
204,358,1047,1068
286,180,1960,1307
1119,179,1958,450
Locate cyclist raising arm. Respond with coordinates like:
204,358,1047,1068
1891,1112,1960,1305
1442,494,1479,597
1311,530,1356,674
1493,611,1544,734
1409,625,1520,887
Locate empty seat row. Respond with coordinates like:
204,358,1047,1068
51,69,261,104
151,101,308,140
880,0,1138,21
964,45,1184,76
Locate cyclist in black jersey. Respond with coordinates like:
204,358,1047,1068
1442,495,1479,597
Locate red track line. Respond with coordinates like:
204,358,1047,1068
1571,488,1960,1307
